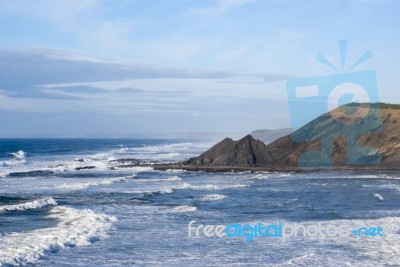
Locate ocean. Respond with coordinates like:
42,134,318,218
0,138,399,266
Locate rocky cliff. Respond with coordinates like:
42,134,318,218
186,103,400,168
186,135,271,166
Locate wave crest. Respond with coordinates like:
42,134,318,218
9,150,26,160
0,206,117,266
164,205,197,213
199,194,228,201
0,197,57,212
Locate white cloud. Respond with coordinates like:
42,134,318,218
0,49,291,117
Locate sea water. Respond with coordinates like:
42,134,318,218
0,139,399,266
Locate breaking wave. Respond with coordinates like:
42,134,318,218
56,175,135,190
199,194,228,201
0,197,57,213
9,150,26,160
178,183,249,191
0,206,117,266
164,205,197,213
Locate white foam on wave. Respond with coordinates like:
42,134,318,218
48,150,132,173
114,166,154,172
128,141,212,162
157,188,174,194
331,174,396,179
134,176,182,182
9,150,26,160
0,197,57,212
251,172,292,180
252,174,269,180
89,152,116,161
0,153,28,178
42,160,106,174
60,160,110,172
352,174,397,179
199,194,227,201
178,183,249,191
118,146,129,153
282,216,400,266
56,175,135,190
355,174,381,178
374,193,384,201
164,205,197,213
136,142,195,152
350,218,400,266
166,169,187,173
160,176,182,181
132,188,175,195
0,206,117,266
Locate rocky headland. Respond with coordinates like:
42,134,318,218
152,103,400,172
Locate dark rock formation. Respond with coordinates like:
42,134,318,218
186,135,272,166
75,166,96,170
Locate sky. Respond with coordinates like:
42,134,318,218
0,0,399,137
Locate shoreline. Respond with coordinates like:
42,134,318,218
117,163,400,173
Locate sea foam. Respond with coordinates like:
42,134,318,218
0,197,57,212
134,176,182,182
164,205,197,213
56,175,134,190
178,183,249,191
199,194,228,201
374,193,384,201
9,150,26,160
0,206,117,266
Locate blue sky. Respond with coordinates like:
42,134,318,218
0,0,399,137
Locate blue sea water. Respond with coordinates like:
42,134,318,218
0,138,399,266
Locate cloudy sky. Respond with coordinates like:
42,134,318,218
0,0,399,137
